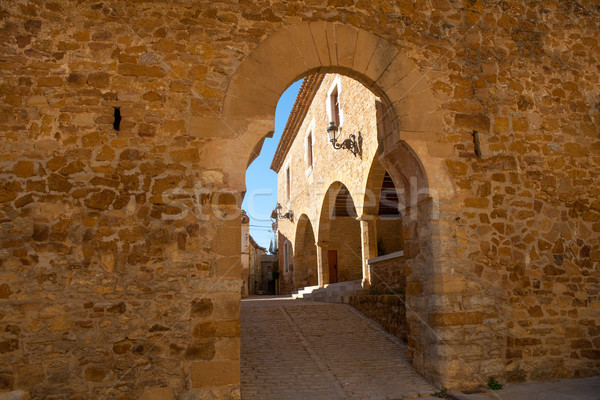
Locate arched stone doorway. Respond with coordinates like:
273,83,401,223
316,182,362,285
362,154,406,291
228,22,461,389
293,214,318,289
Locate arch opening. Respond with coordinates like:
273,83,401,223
318,182,362,284
234,21,454,390
293,215,318,289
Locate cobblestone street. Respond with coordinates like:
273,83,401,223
241,296,436,400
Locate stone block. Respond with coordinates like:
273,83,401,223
140,387,174,400
170,148,199,163
333,23,359,70
393,90,439,119
455,113,490,132
213,256,242,278
308,21,332,66
235,52,290,97
213,219,242,256
427,143,454,159
405,280,423,295
364,37,399,84
26,96,48,106
37,76,63,87
395,110,445,133
287,23,321,71
211,293,241,320
193,321,240,339
428,312,483,326
184,342,215,360
84,366,107,382
0,391,30,400
190,361,240,388
191,298,213,319
12,161,35,178
245,33,303,88
464,197,489,209
375,57,418,100
118,63,165,78
259,28,307,79
352,29,379,75
428,276,466,293
214,338,240,360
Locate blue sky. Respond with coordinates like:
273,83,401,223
242,79,303,250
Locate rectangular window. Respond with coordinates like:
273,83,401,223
326,77,343,129
306,133,313,168
286,166,291,201
330,87,340,126
284,242,290,272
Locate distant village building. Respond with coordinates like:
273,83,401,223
271,73,406,294
241,210,272,297
256,253,278,295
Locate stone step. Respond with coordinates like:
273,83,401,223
295,280,364,303
292,285,320,299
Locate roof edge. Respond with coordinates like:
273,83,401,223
270,73,325,173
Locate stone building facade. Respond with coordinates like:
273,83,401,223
246,236,267,296
241,211,250,298
273,73,406,295
0,1,598,398
241,212,266,298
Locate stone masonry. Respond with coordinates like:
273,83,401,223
0,1,598,397
274,74,391,292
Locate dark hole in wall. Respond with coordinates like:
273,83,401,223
473,130,482,158
113,107,121,131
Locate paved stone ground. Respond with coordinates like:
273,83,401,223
241,296,436,400
448,376,600,400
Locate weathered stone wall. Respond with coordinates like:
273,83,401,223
327,216,362,282
377,218,404,255
0,0,598,396
293,217,318,289
277,233,293,294
247,239,265,296
276,73,381,288
241,212,250,298
369,255,406,293
349,294,408,343
0,2,245,398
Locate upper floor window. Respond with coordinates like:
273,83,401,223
284,241,291,272
286,165,291,201
330,87,340,126
326,76,343,128
306,130,313,169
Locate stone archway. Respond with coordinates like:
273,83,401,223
362,154,405,257
293,214,318,290
222,22,453,195
316,182,362,285
227,22,458,387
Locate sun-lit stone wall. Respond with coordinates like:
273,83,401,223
275,74,381,292
0,0,598,397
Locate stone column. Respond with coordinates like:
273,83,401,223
315,241,328,287
357,214,378,287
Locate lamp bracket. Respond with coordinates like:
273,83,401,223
330,126,362,158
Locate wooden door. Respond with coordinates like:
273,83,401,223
328,250,338,284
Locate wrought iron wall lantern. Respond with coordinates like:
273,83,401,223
275,203,294,222
327,121,363,158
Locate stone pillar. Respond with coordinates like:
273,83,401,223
357,214,378,287
315,241,328,287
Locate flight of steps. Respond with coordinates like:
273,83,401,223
291,280,365,303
